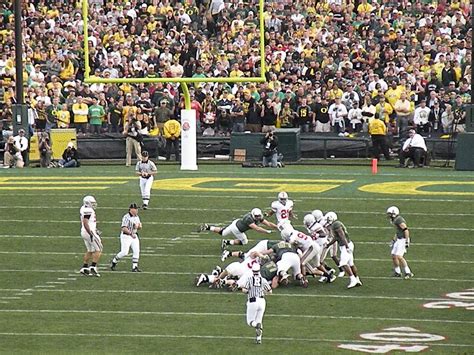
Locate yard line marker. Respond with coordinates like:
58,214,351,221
0,301,9,304
1,219,472,231
0,234,471,247
46,282,66,285
34,285,56,288
0,297,21,300
0,191,473,203
4,205,474,217
0,288,451,302
14,293,32,296
0,309,473,326
57,278,76,281
0,270,472,283
0,331,472,347
1,251,471,264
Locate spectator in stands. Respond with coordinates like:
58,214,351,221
59,142,79,168
413,99,431,134
329,97,348,136
260,98,278,133
88,97,106,135
314,97,331,133
229,97,245,133
123,115,143,167
72,97,89,135
368,116,391,161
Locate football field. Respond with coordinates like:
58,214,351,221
0,164,473,354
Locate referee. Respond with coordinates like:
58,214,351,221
242,263,272,344
135,151,157,210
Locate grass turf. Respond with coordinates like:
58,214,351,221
0,164,473,354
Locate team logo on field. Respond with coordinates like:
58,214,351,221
359,181,474,196
153,177,354,193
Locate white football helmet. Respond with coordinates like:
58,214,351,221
386,206,400,218
280,225,294,242
83,195,97,209
278,191,288,205
303,214,316,228
324,211,338,225
251,208,263,221
311,209,324,223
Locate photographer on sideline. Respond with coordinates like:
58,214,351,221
260,131,279,168
123,115,143,167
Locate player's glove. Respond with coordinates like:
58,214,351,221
264,212,269,217
266,230,272,234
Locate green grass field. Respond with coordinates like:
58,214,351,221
0,164,473,354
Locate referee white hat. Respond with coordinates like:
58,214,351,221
252,263,260,273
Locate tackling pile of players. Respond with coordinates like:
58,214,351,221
196,191,413,291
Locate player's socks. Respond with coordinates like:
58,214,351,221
91,262,97,268
403,266,411,274
394,266,401,274
209,226,219,232
82,263,88,268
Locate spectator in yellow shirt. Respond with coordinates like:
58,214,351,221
368,117,391,161
374,96,393,124
72,97,89,134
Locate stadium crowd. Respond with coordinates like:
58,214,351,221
0,0,471,140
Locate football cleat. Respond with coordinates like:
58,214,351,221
80,267,89,276
110,260,117,271
221,250,230,262
214,265,222,274
299,277,309,288
279,271,290,284
356,276,362,286
196,274,208,287
255,323,262,344
132,267,142,272
197,224,209,232
221,239,228,251
89,267,100,277
318,275,327,283
338,271,346,278
347,279,358,289
142,204,148,210
392,272,402,278
327,274,337,283
404,272,414,279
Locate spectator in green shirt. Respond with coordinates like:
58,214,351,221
88,97,105,135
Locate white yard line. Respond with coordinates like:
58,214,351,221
0,191,473,203
0,269,472,283
0,288,452,302
0,309,472,326
0,251,471,264
2,205,473,217
0,331,471,348
0,234,471,247
0,219,472,231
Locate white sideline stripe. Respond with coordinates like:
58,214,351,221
0,251,471,264
2,205,473,217
0,234,472,247
0,297,21,300
15,293,32,296
1,190,473,202
57,278,76,281
0,288,450,302
0,309,472,326
0,302,8,304
46,282,66,285
0,219,472,231
0,331,471,347
0,269,473,283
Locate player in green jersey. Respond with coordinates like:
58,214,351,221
386,206,414,279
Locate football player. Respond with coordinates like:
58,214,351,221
79,195,102,277
198,208,277,248
386,206,414,279
264,192,295,224
221,239,279,262
304,212,344,280
282,224,336,283
325,212,362,289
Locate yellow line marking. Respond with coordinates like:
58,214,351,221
0,187,109,190
2,177,132,181
359,181,474,196
0,181,128,185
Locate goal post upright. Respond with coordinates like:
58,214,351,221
82,0,266,170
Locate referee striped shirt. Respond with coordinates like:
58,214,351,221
244,274,271,300
121,213,141,237
135,160,157,178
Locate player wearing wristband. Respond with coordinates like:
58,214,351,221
79,195,103,277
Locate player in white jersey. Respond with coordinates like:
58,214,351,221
306,211,344,278
79,195,103,277
265,192,295,224
282,226,336,283
135,151,157,210
110,203,143,272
